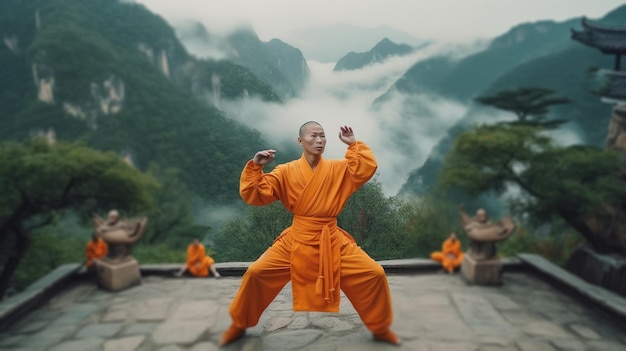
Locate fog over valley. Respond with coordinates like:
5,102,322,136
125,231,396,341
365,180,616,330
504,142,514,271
206,44,471,195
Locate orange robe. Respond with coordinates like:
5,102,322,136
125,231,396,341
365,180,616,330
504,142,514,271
186,243,216,277
85,238,108,267
229,141,394,334
430,238,464,273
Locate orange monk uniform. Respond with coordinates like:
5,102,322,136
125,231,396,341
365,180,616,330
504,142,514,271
85,237,108,268
430,238,464,273
229,141,394,335
186,243,216,277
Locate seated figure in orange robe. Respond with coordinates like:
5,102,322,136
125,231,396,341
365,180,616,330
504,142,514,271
177,239,220,277
430,232,464,273
220,122,400,346
85,233,108,269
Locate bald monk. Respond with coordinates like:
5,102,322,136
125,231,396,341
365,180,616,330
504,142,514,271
176,239,221,277
85,233,108,269
220,122,400,346
430,232,463,273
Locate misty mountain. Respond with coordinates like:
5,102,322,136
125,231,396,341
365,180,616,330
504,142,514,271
334,38,417,71
382,19,580,103
284,23,425,63
175,22,310,99
398,5,626,197
0,0,283,203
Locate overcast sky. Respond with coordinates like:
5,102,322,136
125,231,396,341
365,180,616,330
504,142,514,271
133,0,624,196
136,0,624,42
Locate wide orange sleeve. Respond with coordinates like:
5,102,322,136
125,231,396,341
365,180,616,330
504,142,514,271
239,160,283,206
344,141,378,189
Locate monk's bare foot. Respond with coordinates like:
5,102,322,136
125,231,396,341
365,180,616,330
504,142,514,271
373,329,401,346
220,325,245,346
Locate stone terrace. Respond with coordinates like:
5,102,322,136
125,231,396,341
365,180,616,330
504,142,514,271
1,257,626,351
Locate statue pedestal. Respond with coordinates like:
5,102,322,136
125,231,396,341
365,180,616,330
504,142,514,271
96,257,141,291
461,254,503,285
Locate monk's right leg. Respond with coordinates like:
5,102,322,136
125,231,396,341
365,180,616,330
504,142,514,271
220,235,292,346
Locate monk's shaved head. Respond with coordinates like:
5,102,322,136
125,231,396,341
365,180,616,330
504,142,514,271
299,121,322,137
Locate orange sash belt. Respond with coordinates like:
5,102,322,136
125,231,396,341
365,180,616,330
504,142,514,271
291,215,338,305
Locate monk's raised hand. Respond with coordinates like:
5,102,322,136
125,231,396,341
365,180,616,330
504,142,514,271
339,126,356,145
253,149,277,166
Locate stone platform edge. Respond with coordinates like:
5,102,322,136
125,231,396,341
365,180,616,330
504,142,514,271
1,254,625,331
518,253,626,321
0,263,82,331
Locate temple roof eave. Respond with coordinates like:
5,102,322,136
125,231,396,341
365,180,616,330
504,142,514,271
581,16,626,34
571,21,626,53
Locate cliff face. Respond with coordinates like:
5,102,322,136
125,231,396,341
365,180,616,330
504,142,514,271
175,22,310,99
0,0,280,202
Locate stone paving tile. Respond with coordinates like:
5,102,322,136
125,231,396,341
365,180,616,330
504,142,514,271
587,340,626,351
2,272,626,351
122,322,158,336
151,320,209,345
75,322,123,338
48,337,103,351
103,335,146,351
516,339,557,351
569,323,601,339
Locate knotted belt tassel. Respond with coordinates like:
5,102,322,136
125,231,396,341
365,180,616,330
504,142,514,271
315,225,335,304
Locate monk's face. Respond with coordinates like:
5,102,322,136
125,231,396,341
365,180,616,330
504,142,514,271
298,123,326,156
449,233,457,241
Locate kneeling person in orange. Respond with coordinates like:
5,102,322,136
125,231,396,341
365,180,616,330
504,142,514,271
85,233,108,269
221,122,400,346
177,239,221,277
430,232,464,273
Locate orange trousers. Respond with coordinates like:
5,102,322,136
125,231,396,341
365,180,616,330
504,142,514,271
228,233,393,334
430,252,463,273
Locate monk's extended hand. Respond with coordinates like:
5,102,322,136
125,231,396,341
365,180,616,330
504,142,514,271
339,126,356,145
253,149,277,166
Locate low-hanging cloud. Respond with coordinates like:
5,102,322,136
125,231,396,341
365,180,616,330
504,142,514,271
217,44,470,196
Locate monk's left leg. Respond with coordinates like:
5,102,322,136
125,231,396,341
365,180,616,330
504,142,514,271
339,240,400,345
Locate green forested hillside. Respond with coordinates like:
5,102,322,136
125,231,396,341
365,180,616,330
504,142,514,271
391,19,579,102
0,0,281,202
399,5,626,197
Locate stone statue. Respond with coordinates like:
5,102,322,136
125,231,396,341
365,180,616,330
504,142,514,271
459,205,516,260
92,209,147,261
92,209,148,291
459,205,515,285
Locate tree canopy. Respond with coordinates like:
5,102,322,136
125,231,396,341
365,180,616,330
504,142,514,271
0,138,156,298
475,87,570,128
440,124,626,251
